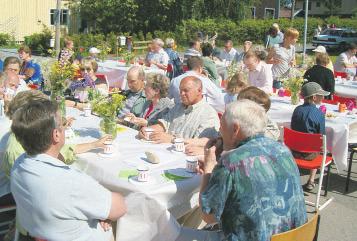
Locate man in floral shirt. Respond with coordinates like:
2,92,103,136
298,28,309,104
185,100,307,241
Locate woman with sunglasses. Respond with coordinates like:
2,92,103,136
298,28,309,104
69,57,109,97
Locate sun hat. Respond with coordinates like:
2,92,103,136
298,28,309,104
301,82,330,98
312,45,326,53
89,47,101,54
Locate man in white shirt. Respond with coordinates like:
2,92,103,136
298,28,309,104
244,51,273,94
219,40,237,62
183,39,201,64
334,43,357,73
147,38,169,71
169,56,225,113
11,100,126,240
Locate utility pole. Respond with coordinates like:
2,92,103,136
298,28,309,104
303,0,309,64
275,0,281,19
55,0,61,56
290,0,296,21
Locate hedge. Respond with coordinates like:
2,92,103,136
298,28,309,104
23,17,357,56
0,33,12,46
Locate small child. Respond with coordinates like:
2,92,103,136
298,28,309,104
224,72,247,104
291,82,330,191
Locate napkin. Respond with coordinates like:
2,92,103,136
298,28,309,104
118,169,138,180
162,172,190,181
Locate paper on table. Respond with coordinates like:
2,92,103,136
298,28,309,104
118,169,138,180
161,172,190,181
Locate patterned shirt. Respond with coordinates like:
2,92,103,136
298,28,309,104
272,44,295,79
158,99,220,139
201,135,307,241
117,90,146,118
291,103,325,134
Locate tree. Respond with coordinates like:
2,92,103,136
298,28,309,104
316,0,342,15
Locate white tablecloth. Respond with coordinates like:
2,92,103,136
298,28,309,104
66,108,199,241
97,60,165,90
335,80,357,98
268,96,357,172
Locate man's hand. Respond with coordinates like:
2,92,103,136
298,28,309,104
185,144,204,156
202,146,217,174
150,131,173,143
99,219,112,232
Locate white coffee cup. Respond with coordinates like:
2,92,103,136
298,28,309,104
137,165,149,182
174,138,185,152
144,127,154,140
186,158,198,173
83,107,91,117
104,140,114,154
337,76,342,82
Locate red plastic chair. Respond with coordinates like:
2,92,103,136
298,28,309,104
95,74,110,91
284,89,291,97
282,127,334,211
332,95,356,108
334,71,347,78
166,64,173,73
182,65,189,72
321,99,339,105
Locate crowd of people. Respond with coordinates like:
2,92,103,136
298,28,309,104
0,22,357,241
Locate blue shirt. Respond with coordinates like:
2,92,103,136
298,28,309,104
0,59,3,72
200,135,307,241
291,103,325,134
11,153,112,241
20,59,42,84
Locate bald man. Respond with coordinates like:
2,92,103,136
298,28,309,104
117,66,147,118
139,76,220,143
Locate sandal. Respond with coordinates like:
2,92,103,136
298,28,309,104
304,181,316,191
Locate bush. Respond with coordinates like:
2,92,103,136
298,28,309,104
24,26,52,56
0,33,11,46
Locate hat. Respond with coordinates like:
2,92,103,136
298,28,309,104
89,47,100,54
301,82,330,98
312,45,326,53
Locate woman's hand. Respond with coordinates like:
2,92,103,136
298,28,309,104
94,135,112,149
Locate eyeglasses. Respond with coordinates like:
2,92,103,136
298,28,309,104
6,68,20,72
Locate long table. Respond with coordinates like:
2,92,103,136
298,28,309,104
335,80,357,98
67,108,198,241
268,96,357,172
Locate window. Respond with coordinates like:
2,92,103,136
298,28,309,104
251,7,256,19
264,8,275,19
316,2,321,7
50,9,69,25
303,1,312,10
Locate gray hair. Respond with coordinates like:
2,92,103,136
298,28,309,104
127,66,145,81
153,38,164,47
145,73,170,98
165,38,175,48
224,99,267,138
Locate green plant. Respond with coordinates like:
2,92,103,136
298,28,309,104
282,68,305,105
0,33,11,46
24,25,53,56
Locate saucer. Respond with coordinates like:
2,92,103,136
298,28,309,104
128,176,156,185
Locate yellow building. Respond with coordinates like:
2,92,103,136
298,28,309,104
0,0,77,42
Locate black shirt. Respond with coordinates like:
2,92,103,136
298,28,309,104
303,65,335,99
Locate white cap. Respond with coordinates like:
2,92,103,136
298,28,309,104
89,47,101,54
312,45,326,53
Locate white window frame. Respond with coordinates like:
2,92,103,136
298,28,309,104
264,8,275,19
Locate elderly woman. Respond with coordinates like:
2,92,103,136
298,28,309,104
165,38,182,78
69,57,108,97
126,73,173,128
267,28,299,89
176,100,307,241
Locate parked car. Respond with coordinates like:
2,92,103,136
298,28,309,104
312,28,357,50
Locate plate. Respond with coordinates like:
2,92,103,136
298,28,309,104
170,149,185,154
128,176,156,185
165,168,195,178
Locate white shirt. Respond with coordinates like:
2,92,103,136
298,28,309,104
271,44,295,79
16,79,29,94
169,71,225,113
334,52,357,72
220,48,237,62
11,153,113,241
150,48,169,68
247,61,273,94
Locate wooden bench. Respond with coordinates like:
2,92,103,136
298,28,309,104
132,40,151,53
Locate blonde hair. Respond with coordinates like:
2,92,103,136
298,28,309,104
315,53,330,66
226,72,247,95
64,37,73,47
284,28,299,39
6,90,48,119
81,57,98,72
145,73,170,98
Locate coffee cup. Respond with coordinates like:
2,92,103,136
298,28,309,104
104,140,114,154
174,138,185,152
83,107,91,117
144,127,154,140
186,158,198,173
137,165,149,182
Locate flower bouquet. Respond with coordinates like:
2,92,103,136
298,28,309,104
119,49,135,66
92,93,125,139
48,61,75,116
282,68,305,105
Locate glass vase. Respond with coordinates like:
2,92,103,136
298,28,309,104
51,91,66,117
100,117,117,139
291,91,300,105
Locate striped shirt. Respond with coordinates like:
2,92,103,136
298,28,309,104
291,103,325,134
